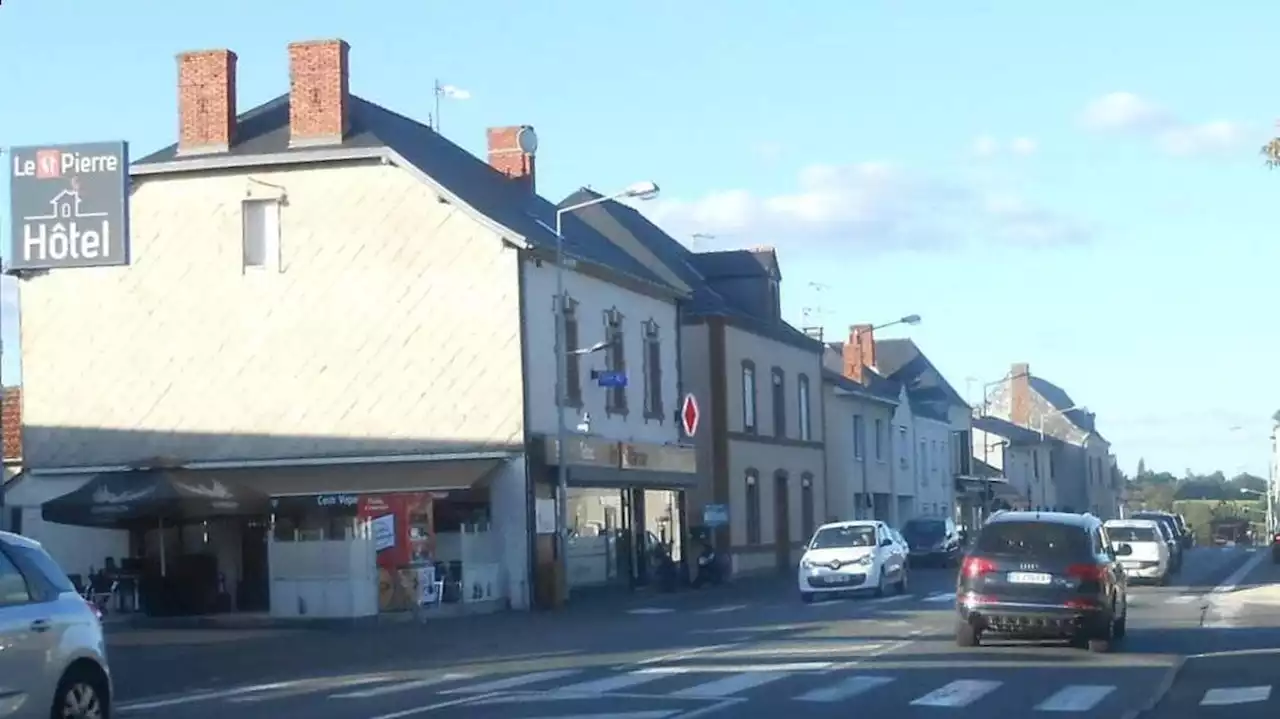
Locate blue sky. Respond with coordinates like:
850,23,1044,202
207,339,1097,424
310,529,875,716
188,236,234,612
1,0,1277,475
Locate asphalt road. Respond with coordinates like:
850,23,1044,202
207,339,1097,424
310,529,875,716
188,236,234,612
107,545,1272,719
1140,544,1280,719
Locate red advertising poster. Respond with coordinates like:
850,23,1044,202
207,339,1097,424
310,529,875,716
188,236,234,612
357,492,435,611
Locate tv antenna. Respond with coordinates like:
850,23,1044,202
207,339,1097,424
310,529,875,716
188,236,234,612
431,79,471,132
690,233,716,250
801,282,830,338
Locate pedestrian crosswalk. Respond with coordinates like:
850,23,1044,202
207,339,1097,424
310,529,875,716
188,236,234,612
1199,685,1272,706
117,664,1138,714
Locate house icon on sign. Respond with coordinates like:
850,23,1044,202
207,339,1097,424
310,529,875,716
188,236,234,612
27,188,107,222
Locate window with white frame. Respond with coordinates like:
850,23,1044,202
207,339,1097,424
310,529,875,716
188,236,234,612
852,415,865,459
242,199,281,270
642,320,663,421
797,374,811,441
742,361,757,433
604,309,627,415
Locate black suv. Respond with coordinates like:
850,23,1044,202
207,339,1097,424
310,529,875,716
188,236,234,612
902,517,962,567
955,511,1129,653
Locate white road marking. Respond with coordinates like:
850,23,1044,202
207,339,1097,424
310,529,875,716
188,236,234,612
481,713,678,719
1200,686,1272,705
1034,684,1117,712
231,675,391,702
923,592,957,603
670,670,791,698
367,691,502,719
117,681,310,710
866,594,911,604
629,642,742,667
795,675,895,702
710,643,883,658
1211,549,1270,594
640,662,830,674
909,679,1002,707
1164,594,1197,605
551,671,672,695
441,669,582,694
628,607,676,615
700,604,747,614
331,674,472,698
805,599,849,607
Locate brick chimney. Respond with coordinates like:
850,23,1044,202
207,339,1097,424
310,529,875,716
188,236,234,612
288,39,350,147
1010,362,1032,425
177,49,237,155
487,126,537,192
842,324,876,383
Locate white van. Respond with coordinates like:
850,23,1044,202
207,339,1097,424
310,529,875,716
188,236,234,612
1104,519,1170,584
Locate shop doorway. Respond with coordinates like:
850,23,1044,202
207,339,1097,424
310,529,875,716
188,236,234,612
239,519,269,611
774,472,791,573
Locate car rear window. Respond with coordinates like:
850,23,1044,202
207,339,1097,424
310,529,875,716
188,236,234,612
975,521,1090,560
1107,526,1157,542
903,520,946,539
1133,514,1177,534
7,544,76,595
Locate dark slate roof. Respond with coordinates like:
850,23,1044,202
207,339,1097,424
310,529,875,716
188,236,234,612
689,248,778,280
1029,376,1105,440
559,189,821,352
822,369,900,405
973,415,1044,445
873,338,968,408
133,94,681,298
909,399,950,423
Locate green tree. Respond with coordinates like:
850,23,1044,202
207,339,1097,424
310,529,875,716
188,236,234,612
1136,458,1148,478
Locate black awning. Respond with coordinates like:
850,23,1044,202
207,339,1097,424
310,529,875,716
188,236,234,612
41,468,271,529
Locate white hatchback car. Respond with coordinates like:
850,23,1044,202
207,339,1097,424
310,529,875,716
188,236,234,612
798,520,908,602
1104,518,1171,584
0,531,112,719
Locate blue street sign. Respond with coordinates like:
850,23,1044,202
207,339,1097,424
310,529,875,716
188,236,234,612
703,504,729,527
596,370,627,388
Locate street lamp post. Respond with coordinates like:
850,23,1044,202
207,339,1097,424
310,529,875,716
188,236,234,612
551,181,659,604
1269,426,1277,532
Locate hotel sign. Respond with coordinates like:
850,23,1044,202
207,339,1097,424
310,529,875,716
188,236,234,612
8,141,130,270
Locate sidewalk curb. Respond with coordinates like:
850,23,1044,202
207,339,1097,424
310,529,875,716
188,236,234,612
1123,655,1185,719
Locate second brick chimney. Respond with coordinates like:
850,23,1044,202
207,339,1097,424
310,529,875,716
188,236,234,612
177,49,237,155
1010,362,1032,425
486,126,538,192
842,324,876,383
288,39,350,147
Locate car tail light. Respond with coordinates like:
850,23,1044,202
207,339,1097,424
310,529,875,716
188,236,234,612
961,556,997,578
1066,563,1106,582
1273,533,1280,543
1064,598,1098,609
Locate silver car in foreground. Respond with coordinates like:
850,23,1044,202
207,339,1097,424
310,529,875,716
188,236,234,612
0,531,112,719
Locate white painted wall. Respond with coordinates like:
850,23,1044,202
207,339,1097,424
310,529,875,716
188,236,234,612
913,416,953,519
18,162,526,467
522,260,680,446
488,456,530,609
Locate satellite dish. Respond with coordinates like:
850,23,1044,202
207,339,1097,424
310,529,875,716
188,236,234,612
516,126,538,154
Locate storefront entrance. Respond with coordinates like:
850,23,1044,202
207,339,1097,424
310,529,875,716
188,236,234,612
565,486,684,590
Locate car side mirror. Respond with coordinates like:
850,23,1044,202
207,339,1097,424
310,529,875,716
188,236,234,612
880,538,894,547
1115,543,1133,557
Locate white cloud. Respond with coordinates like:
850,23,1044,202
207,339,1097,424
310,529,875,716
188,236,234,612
636,161,1090,256
1010,137,1038,156
969,135,1038,158
1079,92,1169,131
1079,91,1253,157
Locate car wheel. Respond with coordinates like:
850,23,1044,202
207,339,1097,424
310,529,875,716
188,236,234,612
874,568,887,597
955,620,979,647
801,591,815,604
1113,608,1127,640
51,663,108,719
896,566,909,595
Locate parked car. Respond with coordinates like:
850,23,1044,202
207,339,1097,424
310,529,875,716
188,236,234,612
798,520,908,602
1173,514,1195,548
901,516,963,567
0,530,112,719
1104,519,1170,584
955,511,1128,653
1271,527,1280,564
1129,511,1184,572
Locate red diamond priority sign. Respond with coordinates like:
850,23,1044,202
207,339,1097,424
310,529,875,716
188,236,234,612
680,393,700,437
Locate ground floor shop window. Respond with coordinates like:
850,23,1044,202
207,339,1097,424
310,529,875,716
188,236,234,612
565,486,684,589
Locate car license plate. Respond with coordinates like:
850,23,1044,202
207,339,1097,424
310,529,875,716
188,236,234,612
1006,571,1052,585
